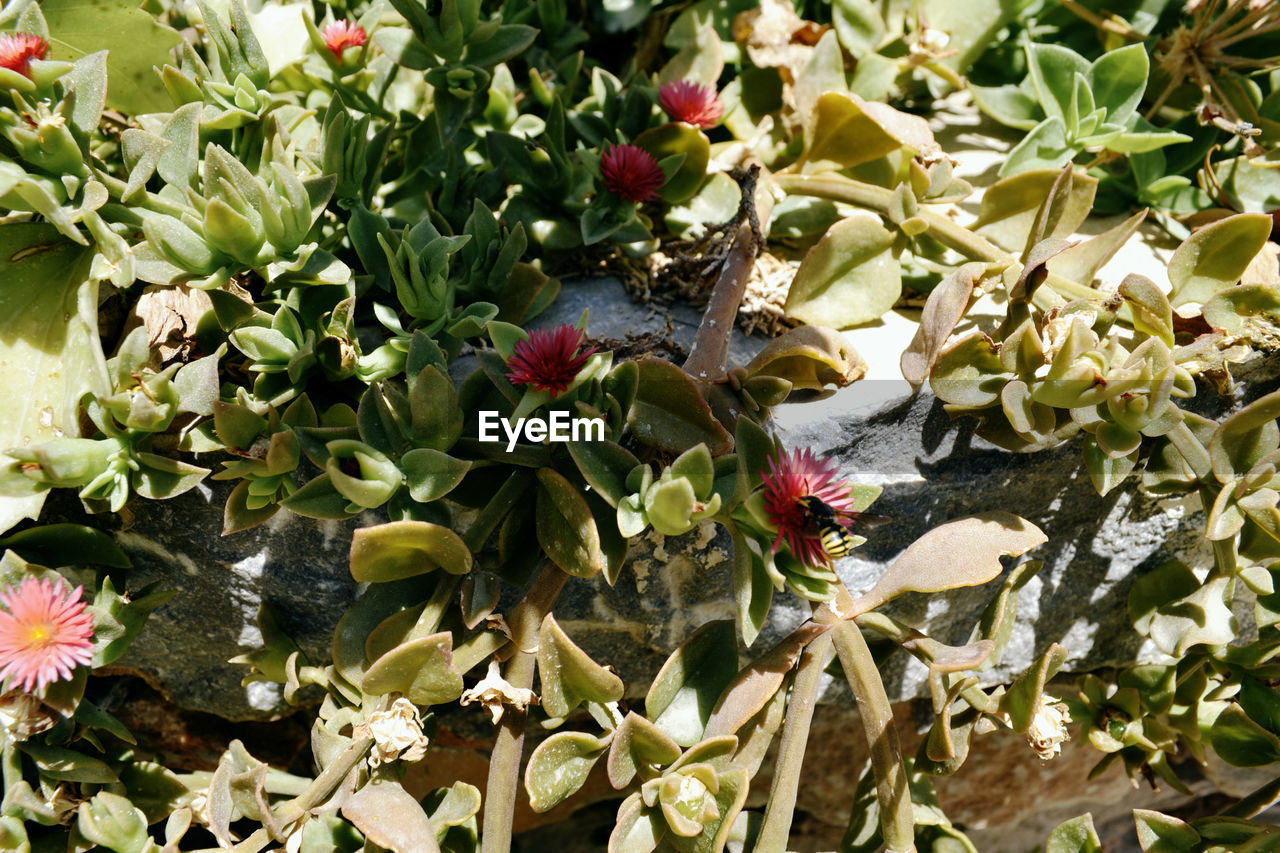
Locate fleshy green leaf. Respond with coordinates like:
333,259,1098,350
851,513,1046,613
1046,814,1102,853
43,0,183,115
537,614,624,718
524,731,609,813
0,226,105,533
536,467,605,578
342,781,441,853
362,631,464,706
647,620,739,747
349,520,473,582
1168,213,1273,307
784,214,901,329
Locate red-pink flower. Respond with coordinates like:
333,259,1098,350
505,325,598,397
0,577,94,694
658,80,723,128
0,33,48,78
600,144,665,203
761,448,855,568
323,20,368,58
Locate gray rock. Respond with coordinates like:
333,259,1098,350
40,483,370,721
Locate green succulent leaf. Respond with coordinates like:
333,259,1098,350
629,359,731,455
1045,813,1102,853
20,742,118,783
362,631,464,706
1168,214,1273,307
524,730,610,813
536,467,606,578
1129,562,1236,656
538,613,624,718
75,791,149,853
784,214,900,329
402,448,471,503
349,520,474,582
0,226,105,533
647,620,739,747
342,781,441,853
607,712,682,789
1132,809,1200,852
852,513,1046,613
44,0,183,115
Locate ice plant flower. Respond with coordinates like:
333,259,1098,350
761,447,855,568
0,33,48,78
322,20,367,58
658,79,724,128
461,660,539,724
354,697,431,768
505,324,598,397
1025,694,1072,760
0,577,95,693
600,143,665,203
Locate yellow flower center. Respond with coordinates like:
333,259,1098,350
24,622,55,648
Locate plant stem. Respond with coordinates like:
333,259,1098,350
464,470,534,552
413,574,464,637
215,733,379,853
830,620,916,853
480,564,569,853
274,735,377,827
683,221,757,381
755,629,835,853
454,627,512,674
1059,0,1146,40
772,172,1007,263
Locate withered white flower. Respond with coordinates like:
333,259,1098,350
355,697,431,768
0,691,54,744
460,660,539,725
1025,694,1072,760
1040,310,1097,363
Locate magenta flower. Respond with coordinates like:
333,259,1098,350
0,33,47,78
0,577,95,693
761,448,855,568
322,20,368,58
658,80,724,128
600,144,665,203
505,325,598,398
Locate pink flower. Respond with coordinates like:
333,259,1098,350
658,80,723,128
505,325,598,397
0,577,95,694
323,20,368,58
0,33,47,78
600,144,665,203
761,448,856,568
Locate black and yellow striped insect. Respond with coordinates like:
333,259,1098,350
797,495,888,559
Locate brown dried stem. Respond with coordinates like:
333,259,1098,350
479,564,569,853
682,165,764,381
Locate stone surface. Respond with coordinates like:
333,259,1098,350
40,485,372,721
